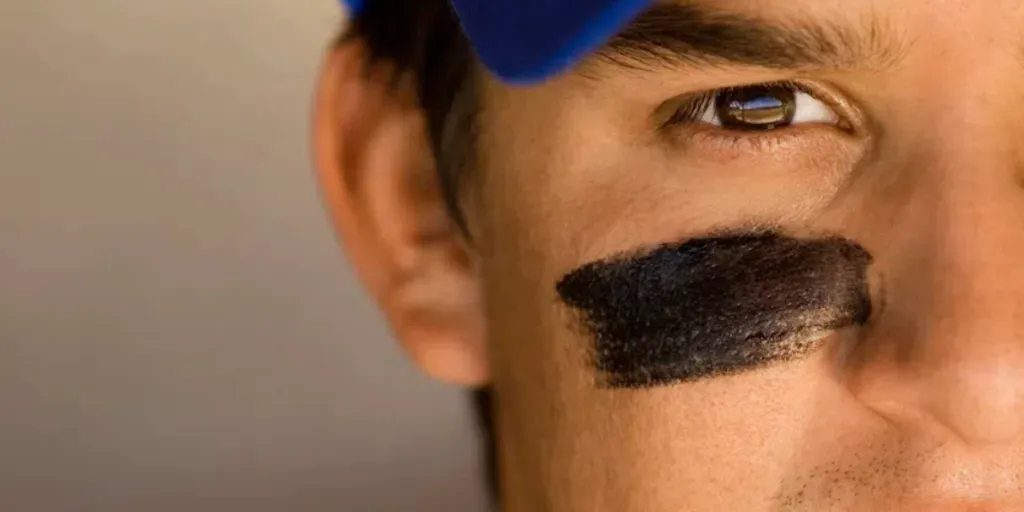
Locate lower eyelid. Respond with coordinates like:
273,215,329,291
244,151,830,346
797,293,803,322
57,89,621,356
681,123,839,155
695,130,798,154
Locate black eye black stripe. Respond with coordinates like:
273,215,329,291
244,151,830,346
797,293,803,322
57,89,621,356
556,231,873,388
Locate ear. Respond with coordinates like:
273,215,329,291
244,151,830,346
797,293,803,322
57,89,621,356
312,41,489,387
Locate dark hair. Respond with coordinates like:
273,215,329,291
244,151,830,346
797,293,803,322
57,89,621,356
340,0,477,234
340,0,498,504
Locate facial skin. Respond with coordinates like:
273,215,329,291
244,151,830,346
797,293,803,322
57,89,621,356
315,0,1024,509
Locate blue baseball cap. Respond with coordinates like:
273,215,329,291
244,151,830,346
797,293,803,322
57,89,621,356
342,0,653,85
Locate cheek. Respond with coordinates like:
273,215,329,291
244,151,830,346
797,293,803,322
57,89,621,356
470,79,871,510
484,304,861,510
471,161,857,510
550,366,823,510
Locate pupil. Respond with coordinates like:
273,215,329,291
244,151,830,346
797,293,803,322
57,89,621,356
715,86,796,130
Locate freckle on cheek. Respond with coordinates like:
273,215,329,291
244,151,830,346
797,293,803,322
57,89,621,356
555,231,874,388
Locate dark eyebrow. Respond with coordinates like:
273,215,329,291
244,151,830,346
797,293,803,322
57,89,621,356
584,2,906,74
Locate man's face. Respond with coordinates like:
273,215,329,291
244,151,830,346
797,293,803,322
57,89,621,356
459,0,1024,509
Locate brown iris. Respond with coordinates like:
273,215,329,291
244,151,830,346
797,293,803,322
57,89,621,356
715,85,796,131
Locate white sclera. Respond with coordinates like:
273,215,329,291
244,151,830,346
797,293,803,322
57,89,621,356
791,91,840,125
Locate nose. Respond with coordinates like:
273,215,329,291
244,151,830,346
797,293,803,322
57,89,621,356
846,145,1024,446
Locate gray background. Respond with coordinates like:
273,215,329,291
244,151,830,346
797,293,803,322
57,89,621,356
0,1,487,510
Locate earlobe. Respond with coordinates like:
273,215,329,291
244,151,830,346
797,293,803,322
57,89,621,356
312,41,490,387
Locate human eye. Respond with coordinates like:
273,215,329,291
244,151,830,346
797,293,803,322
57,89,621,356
659,81,851,138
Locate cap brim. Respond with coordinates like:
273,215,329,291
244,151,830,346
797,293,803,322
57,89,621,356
450,0,653,84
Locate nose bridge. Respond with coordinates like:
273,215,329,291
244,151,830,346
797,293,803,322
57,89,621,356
921,160,1020,342
916,171,1024,386
915,187,1024,444
851,117,1024,445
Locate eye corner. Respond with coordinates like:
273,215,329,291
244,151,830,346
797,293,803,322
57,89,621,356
789,80,869,134
653,91,717,130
